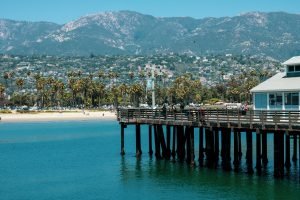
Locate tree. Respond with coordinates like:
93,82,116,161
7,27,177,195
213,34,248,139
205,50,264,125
15,78,24,105
0,83,5,99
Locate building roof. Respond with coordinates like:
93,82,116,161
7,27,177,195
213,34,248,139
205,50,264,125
282,56,300,66
250,72,300,93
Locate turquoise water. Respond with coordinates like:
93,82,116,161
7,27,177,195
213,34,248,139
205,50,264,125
0,120,300,200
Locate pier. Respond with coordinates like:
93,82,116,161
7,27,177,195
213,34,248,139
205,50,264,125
117,108,300,178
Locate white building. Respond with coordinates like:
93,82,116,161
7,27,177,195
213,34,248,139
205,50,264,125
250,56,300,110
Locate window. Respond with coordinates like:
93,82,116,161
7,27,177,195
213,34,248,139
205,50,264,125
288,66,294,72
269,93,282,106
285,93,299,106
296,65,300,72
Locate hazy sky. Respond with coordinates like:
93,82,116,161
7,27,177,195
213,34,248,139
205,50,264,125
1,0,299,24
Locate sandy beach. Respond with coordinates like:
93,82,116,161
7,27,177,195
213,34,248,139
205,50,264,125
0,110,117,122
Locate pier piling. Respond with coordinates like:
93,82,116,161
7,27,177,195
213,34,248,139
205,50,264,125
120,123,126,156
262,130,268,166
135,124,142,157
199,127,204,166
246,130,253,173
285,132,291,168
148,125,153,156
256,129,262,172
172,126,176,161
292,134,297,162
233,129,239,170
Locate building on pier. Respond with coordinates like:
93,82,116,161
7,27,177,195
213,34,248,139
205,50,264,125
251,56,300,110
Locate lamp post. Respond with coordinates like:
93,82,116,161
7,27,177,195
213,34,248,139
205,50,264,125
151,64,156,109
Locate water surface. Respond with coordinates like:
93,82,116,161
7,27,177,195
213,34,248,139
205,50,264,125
0,121,299,200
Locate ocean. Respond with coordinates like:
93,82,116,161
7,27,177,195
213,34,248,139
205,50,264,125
0,120,299,200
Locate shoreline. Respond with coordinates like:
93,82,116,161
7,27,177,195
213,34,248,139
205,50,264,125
0,110,117,122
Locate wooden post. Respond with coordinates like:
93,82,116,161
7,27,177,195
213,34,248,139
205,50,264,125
205,128,214,167
158,125,167,159
186,126,191,164
246,129,253,174
214,128,219,162
136,124,142,157
177,126,185,162
262,130,268,166
221,128,226,166
190,127,195,166
199,127,204,166
154,125,161,159
292,134,297,162
238,131,242,161
274,132,280,177
279,132,285,177
149,125,153,156
223,128,231,170
120,123,125,155
233,129,239,169
166,125,171,159
172,126,176,160
274,131,284,178
285,132,291,168
226,128,232,170
256,129,262,172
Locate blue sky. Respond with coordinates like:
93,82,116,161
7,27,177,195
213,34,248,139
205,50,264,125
1,0,299,24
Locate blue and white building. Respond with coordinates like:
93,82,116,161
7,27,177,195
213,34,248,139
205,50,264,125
250,56,300,110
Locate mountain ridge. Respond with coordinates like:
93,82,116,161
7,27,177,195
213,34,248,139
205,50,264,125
0,11,300,59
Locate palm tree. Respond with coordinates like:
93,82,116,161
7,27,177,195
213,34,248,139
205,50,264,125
3,72,9,88
129,83,143,107
35,77,46,108
119,83,129,106
16,78,24,105
0,83,5,99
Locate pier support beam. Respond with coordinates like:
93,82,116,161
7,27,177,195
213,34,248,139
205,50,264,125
262,130,268,166
256,129,262,172
274,131,284,178
136,124,142,157
292,134,297,162
177,126,185,162
148,125,153,156
238,131,242,161
166,125,171,159
285,132,291,168
199,127,204,166
205,128,215,168
214,128,219,162
158,125,167,159
185,126,195,165
246,130,253,174
222,128,231,170
120,123,126,156
190,127,195,166
172,126,176,161
233,129,239,170
154,125,161,159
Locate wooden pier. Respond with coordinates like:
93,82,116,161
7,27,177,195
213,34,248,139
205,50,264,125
117,108,300,178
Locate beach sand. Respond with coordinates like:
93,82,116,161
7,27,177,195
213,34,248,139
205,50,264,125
0,110,117,122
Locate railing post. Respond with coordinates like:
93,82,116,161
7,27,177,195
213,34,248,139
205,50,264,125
250,110,253,129
238,109,241,128
217,109,219,127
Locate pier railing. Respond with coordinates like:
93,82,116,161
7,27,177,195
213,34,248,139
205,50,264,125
117,108,300,131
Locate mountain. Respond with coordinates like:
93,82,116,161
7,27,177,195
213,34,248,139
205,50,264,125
1,11,300,59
